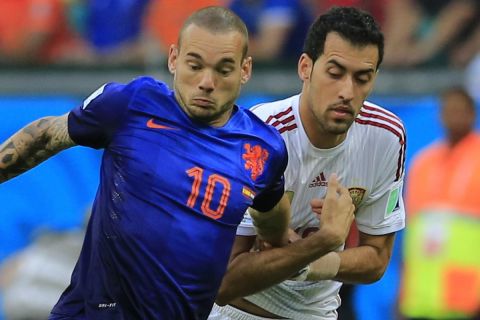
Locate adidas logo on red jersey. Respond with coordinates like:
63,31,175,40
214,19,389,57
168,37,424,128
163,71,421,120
308,172,328,188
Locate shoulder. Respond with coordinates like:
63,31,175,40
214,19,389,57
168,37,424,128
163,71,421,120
109,76,175,113
234,109,288,172
354,101,406,146
77,76,174,125
241,108,286,152
125,76,171,95
354,101,407,181
249,95,299,134
411,141,444,165
93,76,169,101
466,132,480,147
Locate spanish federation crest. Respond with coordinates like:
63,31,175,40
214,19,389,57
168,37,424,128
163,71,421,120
348,187,366,208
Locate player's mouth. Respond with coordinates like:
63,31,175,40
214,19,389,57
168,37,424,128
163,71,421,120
330,105,354,119
192,98,215,108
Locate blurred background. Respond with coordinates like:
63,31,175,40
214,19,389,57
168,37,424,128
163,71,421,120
0,0,479,319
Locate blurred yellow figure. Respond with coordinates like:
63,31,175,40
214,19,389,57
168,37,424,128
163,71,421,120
401,87,480,319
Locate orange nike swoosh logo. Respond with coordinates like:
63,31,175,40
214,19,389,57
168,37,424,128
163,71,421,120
146,118,179,130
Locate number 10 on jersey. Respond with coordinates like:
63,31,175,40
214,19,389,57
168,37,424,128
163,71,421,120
186,167,231,219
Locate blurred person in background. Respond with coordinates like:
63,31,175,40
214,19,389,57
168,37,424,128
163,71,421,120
0,211,89,320
315,0,390,27
465,52,480,103
449,15,480,68
144,0,225,67
81,0,151,66
227,0,314,63
400,87,480,319
382,0,480,68
0,0,88,65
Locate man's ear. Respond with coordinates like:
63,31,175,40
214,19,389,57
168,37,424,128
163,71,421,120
298,53,313,81
167,45,178,74
240,56,253,84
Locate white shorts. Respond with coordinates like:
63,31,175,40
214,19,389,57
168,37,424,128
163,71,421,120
208,303,286,320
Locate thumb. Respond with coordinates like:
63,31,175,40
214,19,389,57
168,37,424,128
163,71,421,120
338,184,352,202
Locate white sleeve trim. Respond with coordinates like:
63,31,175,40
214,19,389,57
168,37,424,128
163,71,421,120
356,219,405,235
235,209,258,236
82,84,106,109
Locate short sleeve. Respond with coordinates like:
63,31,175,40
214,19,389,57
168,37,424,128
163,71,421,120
68,82,132,149
243,104,289,213
251,175,285,213
355,179,406,235
236,210,257,236
250,133,288,212
356,133,407,235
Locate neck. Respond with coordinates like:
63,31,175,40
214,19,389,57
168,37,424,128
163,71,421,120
299,96,347,149
208,107,234,128
447,131,471,147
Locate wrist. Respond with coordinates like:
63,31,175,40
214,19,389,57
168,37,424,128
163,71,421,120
289,264,311,281
309,228,343,253
306,252,341,281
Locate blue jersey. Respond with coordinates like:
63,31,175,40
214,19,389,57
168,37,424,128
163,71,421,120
49,77,287,320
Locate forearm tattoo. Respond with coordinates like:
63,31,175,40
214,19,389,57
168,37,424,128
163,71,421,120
0,114,75,183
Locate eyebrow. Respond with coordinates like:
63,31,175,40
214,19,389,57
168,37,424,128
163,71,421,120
186,52,236,65
327,59,375,75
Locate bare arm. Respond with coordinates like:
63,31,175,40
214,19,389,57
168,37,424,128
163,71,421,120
249,22,291,60
307,231,396,284
0,114,75,183
216,175,355,305
335,232,395,283
216,230,343,306
382,0,423,66
451,22,480,67
248,193,291,247
406,0,477,66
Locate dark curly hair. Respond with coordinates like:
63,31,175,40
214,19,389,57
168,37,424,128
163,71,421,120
303,7,384,69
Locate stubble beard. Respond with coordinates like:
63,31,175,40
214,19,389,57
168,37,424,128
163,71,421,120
176,90,234,126
174,85,217,124
316,111,353,136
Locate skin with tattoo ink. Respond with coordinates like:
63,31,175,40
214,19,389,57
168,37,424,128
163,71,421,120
0,115,74,182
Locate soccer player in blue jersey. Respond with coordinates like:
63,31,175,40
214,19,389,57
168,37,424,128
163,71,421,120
0,6,354,320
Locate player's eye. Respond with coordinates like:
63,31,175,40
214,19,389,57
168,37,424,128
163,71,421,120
188,62,202,71
356,75,371,84
328,71,342,79
217,67,234,76
327,67,344,79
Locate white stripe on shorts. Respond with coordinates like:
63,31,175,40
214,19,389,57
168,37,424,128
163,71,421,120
208,303,286,320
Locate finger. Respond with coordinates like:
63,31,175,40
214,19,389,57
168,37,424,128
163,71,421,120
262,242,273,250
338,185,352,202
311,198,324,216
311,205,323,216
254,239,265,251
288,229,302,243
325,173,340,198
310,198,324,208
